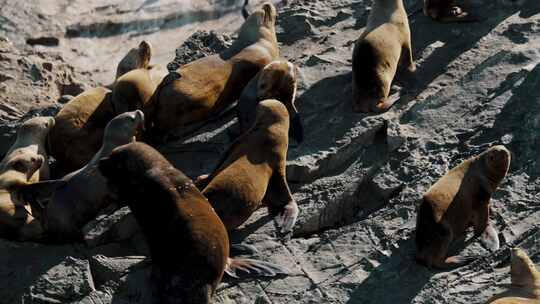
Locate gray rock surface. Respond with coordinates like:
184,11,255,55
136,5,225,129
0,0,539,303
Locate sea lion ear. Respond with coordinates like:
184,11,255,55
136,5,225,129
138,41,152,68
18,180,67,209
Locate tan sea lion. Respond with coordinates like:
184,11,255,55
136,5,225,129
486,248,540,303
200,99,298,234
237,59,303,142
0,154,64,241
98,142,287,303
26,111,145,242
146,2,279,143
351,0,415,113
424,0,473,23
48,41,152,172
1,116,55,182
415,145,511,269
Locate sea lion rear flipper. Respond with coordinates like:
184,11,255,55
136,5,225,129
225,257,288,278
230,243,258,255
433,255,477,270
480,224,500,252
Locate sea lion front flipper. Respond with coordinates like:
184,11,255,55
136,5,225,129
434,255,477,270
225,257,288,278
480,224,500,252
375,98,398,113
264,173,299,234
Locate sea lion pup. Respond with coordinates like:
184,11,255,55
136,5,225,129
98,142,287,304
415,145,511,270
0,154,64,241
351,0,415,113
26,111,145,242
146,2,279,143
48,41,152,172
486,248,540,303
111,41,168,115
237,60,303,142
200,99,298,234
0,116,55,182
424,0,473,23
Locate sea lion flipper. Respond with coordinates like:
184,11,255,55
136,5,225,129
433,255,477,270
225,257,288,278
480,224,500,252
375,99,398,112
230,243,258,255
276,201,299,234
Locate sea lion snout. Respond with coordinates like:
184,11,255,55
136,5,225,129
485,145,511,173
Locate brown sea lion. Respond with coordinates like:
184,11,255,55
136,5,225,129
200,99,298,234
351,0,415,113
146,2,279,143
98,142,287,303
1,116,55,182
424,0,474,23
487,248,540,303
48,41,152,172
415,145,511,269
111,62,168,116
0,154,64,241
237,60,303,142
26,111,145,242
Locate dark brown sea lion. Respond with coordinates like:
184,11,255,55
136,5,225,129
98,142,287,303
28,111,145,242
237,59,303,142
415,145,511,269
486,248,540,303
200,99,298,234
48,41,152,172
146,2,279,143
351,0,415,113
1,116,55,182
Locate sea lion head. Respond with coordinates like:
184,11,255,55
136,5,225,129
115,41,153,79
17,116,55,143
480,145,511,186
98,142,171,197
424,0,464,20
0,154,44,186
256,60,303,142
510,248,540,288
237,2,277,46
103,110,145,147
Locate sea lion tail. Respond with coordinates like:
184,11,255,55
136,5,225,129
225,257,288,278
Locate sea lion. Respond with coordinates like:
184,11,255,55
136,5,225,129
146,2,279,143
200,99,298,234
111,41,168,115
424,0,473,23
27,111,145,242
0,154,64,241
351,0,415,113
237,59,303,142
487,248,540,303
111,62,168,116
415,145,511,269
1,116,55,182
48,41,152,172
98,142,287,304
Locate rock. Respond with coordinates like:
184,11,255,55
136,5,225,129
26,256,95,304
89,255,146,288
83,207,141,248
